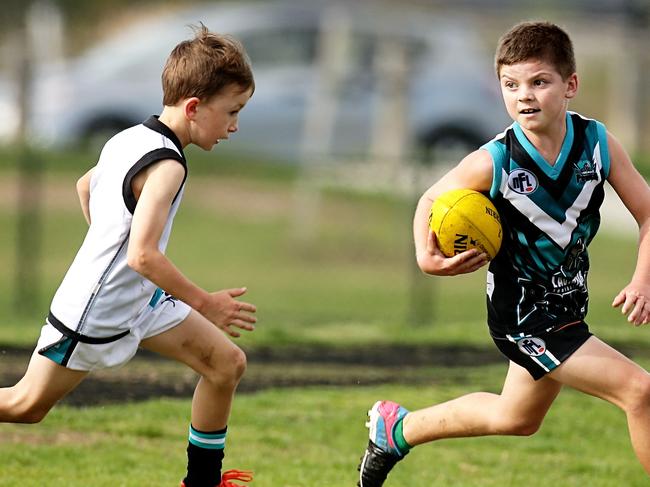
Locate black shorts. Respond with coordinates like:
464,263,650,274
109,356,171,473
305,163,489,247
491,321,592,380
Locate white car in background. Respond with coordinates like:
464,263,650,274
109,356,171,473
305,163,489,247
25,2,509,163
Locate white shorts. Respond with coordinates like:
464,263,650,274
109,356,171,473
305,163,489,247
35,291,192,371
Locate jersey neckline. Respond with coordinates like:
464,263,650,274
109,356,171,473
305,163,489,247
512,111,573,179
143,115,186,159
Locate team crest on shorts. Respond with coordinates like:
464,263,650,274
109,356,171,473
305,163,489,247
517,337,546,356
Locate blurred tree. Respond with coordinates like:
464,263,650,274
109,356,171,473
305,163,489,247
12,2,44,313
1,0,204,55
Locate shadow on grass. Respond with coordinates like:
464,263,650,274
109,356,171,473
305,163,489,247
1,342,647,406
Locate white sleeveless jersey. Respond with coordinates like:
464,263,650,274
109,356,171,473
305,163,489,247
49,116,187,341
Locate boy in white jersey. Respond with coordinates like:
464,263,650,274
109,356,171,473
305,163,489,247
358,21,650,485
1,25,256,487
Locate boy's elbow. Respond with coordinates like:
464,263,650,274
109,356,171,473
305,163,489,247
416,258,434,275
127,248,156,275
76,176,89,194
415,252,440,276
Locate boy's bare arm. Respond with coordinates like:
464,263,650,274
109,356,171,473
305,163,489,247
413,149,493,276
127,160,256,337
76,168,94,225
607,132,650,326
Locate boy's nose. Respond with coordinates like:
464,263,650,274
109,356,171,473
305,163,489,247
518,88,534,101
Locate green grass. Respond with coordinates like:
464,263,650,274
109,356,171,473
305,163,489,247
1,361,648,486
0,157,646,350
0,150,648,485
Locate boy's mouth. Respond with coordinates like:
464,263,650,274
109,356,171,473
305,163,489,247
519,108,540,114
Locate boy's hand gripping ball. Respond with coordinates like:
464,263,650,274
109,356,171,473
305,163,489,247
429,189,502,259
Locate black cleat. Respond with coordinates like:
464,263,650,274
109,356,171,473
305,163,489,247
357,440,405,487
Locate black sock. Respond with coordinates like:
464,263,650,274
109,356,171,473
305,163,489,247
183,425,226,487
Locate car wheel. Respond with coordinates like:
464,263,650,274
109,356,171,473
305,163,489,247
416,126,483,166
81,116,134,150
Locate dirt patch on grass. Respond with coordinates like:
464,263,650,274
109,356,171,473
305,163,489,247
0,343,505,407
1,342,646,407
0,429,106,446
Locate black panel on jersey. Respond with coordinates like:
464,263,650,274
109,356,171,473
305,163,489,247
492,197,554,277
508,115,589,202
143,115,186,157
122,148,187,214
509,135,576,202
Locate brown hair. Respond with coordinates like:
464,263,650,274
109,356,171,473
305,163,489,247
495,21,576,80
162,24,255,106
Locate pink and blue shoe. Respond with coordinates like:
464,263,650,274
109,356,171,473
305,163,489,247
357,400,410,487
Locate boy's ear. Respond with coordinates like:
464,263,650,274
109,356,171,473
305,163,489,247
183,97,201,120
565,73,578,99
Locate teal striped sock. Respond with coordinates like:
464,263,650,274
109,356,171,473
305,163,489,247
184,425,226,486
188,424,227,450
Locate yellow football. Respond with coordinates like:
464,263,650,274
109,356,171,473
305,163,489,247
429,189,502,259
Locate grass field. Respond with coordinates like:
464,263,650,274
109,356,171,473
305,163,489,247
0,148,649,485
1,361,649,486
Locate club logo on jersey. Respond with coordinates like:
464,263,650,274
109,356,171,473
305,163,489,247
573,159,599,183
517,337,546,356
507,169,538,194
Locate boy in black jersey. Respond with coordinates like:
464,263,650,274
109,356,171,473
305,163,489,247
358,21,650,486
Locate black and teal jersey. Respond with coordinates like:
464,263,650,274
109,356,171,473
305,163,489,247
481,111,610,336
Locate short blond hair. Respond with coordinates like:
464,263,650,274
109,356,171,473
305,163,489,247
162,24,254,105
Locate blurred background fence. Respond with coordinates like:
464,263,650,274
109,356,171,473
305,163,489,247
0,0,647,348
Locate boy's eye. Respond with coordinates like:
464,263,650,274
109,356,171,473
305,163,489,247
534,79,547,86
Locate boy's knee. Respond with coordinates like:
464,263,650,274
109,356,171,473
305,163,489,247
5,392,51,424
494,416,542,437
229,346,247,380
625,372,650,413
16,406,49,424
203,346,247,388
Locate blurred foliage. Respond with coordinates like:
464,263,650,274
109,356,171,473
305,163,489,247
637,152,650,180
0,0,193,27
0,0,214,55
0,147,645,350
0,144,301,182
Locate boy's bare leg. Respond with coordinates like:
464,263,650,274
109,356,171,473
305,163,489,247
402,361,562,445
140,309,247,430
0,353,87,423
549,336,650,475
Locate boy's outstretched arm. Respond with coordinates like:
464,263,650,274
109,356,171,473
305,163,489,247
126,159,257,337
414,149,493,276
607,132,650,326
76,167,94,225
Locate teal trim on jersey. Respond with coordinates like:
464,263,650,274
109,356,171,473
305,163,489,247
596,120,610,177
148,288,163,308
41,337,74,365
481,144,506,198
530,185,572,224
513,112,574,179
